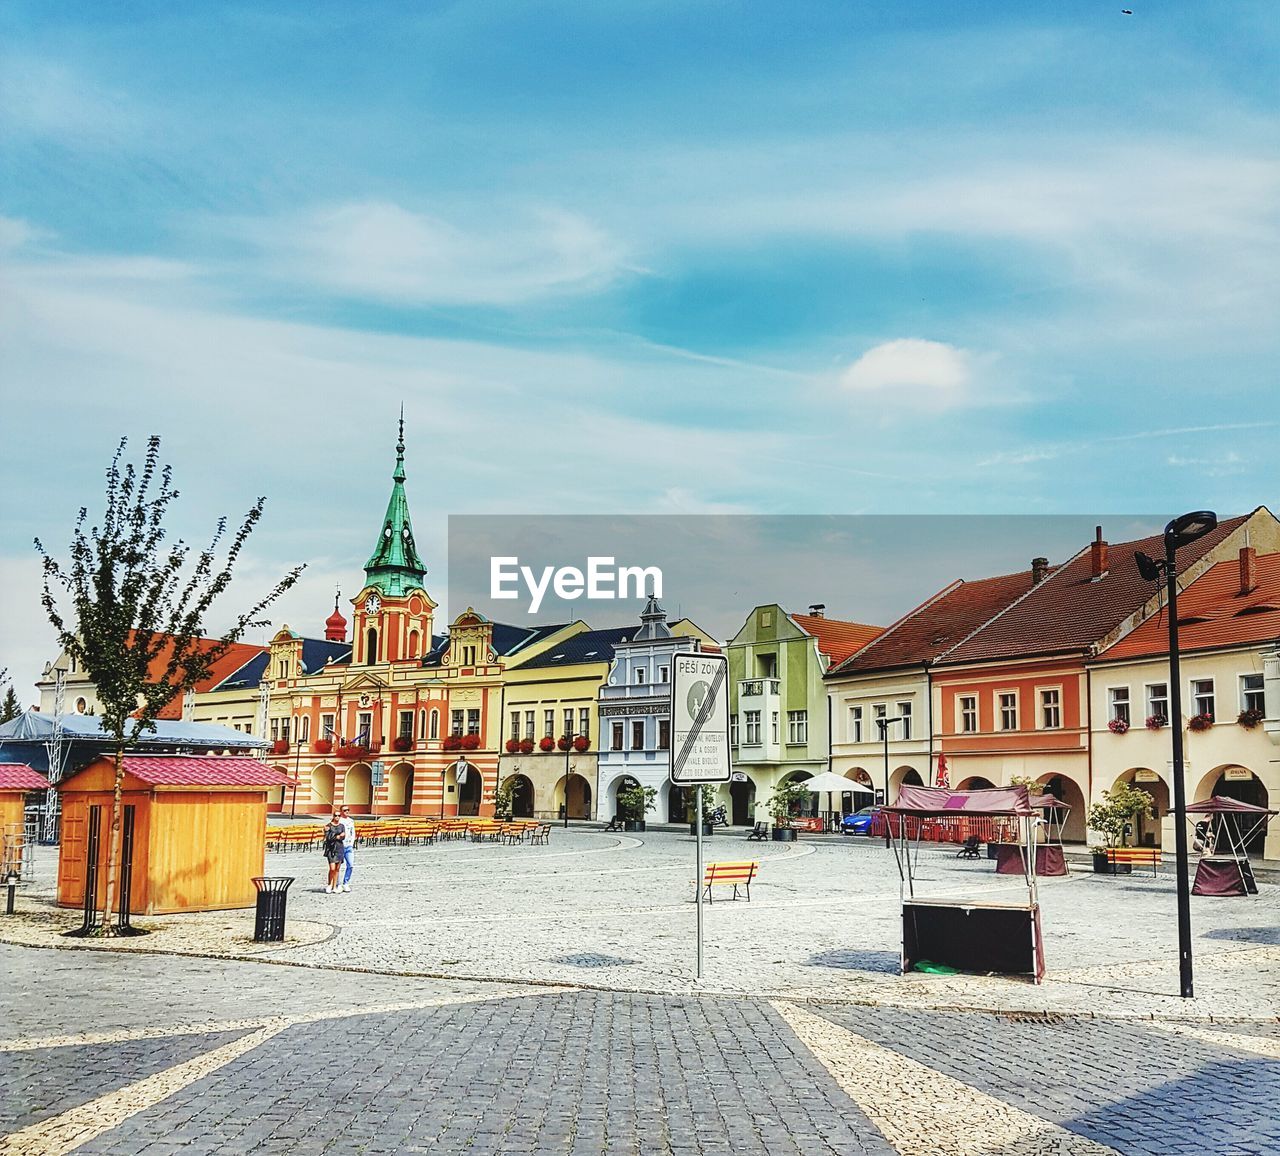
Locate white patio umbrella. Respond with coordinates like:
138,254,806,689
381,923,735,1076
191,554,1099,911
796,771,874,823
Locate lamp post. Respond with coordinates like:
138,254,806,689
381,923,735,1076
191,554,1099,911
1136,509,1217,1000
561,730,576,828
876,715,903,848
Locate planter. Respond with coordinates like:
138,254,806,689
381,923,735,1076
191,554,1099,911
772,827,797,842
689,822,714,836
1092,852,1131,875
623,819,646,833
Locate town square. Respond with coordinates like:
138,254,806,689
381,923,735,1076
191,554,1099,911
3,3,1280,1154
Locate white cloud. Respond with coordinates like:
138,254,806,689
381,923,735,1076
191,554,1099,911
842,338,972,394
234,200,630,306
0,215,44,253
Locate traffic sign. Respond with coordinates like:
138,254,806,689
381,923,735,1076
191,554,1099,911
670,652,731,784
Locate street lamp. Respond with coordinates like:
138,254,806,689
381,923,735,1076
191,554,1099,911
1136,509,1217,999
876,716,903,848
561,730,575,828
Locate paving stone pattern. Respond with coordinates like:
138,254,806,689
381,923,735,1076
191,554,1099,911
813,1004,1280,1156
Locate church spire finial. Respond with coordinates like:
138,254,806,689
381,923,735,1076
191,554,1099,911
394,406,406,482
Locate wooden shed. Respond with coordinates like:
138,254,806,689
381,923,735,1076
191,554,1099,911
1,764,49,878
57,755,288,915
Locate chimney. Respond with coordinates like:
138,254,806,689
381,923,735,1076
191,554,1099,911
1090,525,1108,580
1031,557,1049,585
1240,546,1258,595
808,604,826,618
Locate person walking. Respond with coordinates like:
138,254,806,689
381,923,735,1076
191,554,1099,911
338,805,357,893
322,812,345,894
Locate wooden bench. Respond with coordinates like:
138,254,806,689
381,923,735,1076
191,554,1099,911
1104,846,1161,877
746,823,769,842
702,860,758,903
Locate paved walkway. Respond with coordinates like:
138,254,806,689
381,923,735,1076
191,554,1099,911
3,945,1278,1156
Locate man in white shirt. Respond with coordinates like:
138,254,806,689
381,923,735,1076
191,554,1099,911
338,806,356,892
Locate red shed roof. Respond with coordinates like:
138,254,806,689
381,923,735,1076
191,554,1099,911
0,764,51,791
938,516,1248,666
1098,551,1280,662
790,613,883,665
64,756,287,789
827,569,1042,676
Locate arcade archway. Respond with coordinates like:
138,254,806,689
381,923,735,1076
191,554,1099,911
557,773,592,820
311,765,335,810
1197,765,1269,854
386,762,414,814
1035,773,1087,843
343,765,372,811
1113,768,1169,847
506,773,535,818
729,776,757,825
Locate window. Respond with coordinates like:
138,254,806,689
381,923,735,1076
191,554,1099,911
897,702,912,741
959,695,977,734
849,706,863,743
451,709,464,737
564,708,574,738
744,710,761,744
771,711,778,743
730,714,739,745
544,709,555,738
462,644,476,666
631,720,644,750
1146,684,1168,724
611,721,624,750
357,712,373,744
998,692,1018,731
270,718,280,742
278,659,288,680
1192,678,1215,720
1241,673,1264,715
399,710,413,739
466,709,480,736
579,707,590,739
524,710,535,740
321,713,335,740
873,703,887,723
365,627,378,665
300,716,310,742
1109,687,1130,725
787,710,808,744
658,665,669,683
429,709,440,740
1040,688,1061,730
634,666,647,685
658,719,670,749
510,711,521,742
280,718,290,743
758,653,777,678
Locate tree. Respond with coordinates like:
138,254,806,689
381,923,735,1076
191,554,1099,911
1087,783,1155,850
0,684,20,724
35,436,303,933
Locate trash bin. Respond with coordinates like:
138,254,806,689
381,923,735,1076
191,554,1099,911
252,876,294,942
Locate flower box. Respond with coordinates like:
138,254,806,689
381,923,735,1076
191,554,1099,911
572,735,590,752
505,739,521,754
442,735,462,751
312,738,333,755
1188,713,1214,732
393,735,413,752
271,739,289,755
460,734,481,750
519,738,535,754
538,736,556,752
1107,718,1130,735
340,745,372,761
1238,708,1265,730
557,736,571,752
1144,715,1167,731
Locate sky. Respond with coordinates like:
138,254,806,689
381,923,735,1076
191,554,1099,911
1,2,1277,695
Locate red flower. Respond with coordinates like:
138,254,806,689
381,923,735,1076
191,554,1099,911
393,735,413,752
1107,718,1130,735
1144,715,1166,731
460,734,481,750
505,738,521,754
1188,713,1214,732
312,738,333,754
271,739,289,755
572,735,590,752
519,738,535,754
538,736,556,752
442,735,461,751
557,736,571,751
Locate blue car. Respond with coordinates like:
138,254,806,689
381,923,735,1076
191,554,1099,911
841,806,880,835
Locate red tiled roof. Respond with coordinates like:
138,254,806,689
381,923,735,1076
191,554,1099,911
128,634,267,720
790,614,883,665
827,570,1042,676
1098,551,1280,661
939,516,1249,665
0,764,51,791
113,756,288,788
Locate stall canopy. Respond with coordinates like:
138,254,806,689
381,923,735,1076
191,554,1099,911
1185,797,1277,816
887,785,1034,816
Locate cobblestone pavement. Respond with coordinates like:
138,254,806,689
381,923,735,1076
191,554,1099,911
3,945,1278,1155
8,829,1278,1019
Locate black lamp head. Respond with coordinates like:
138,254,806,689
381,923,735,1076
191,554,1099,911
1165,510,1217,550
1135,551,1162,582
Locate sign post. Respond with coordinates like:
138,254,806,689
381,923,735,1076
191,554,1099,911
670,652,731,982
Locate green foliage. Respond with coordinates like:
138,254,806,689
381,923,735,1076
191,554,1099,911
0,685,20,725
493,777,516,820
1087,783,1155,848
768,778,814,825
617,781,656,820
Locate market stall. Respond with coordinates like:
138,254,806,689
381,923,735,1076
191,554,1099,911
886,784,1045,982
1186,796,1274,897
992,794,1070,877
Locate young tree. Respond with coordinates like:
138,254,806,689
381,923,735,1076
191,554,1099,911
0,683,20,724
35,436,303,933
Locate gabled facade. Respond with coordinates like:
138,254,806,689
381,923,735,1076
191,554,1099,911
726,604,881,825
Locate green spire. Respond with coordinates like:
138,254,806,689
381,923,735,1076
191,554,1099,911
363,409,426,596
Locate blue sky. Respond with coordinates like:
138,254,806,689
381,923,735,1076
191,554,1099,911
1,2,1277,691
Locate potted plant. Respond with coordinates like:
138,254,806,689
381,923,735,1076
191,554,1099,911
312,737,333,755
271,738,289,755
393,734,412,752
519,737,535,755
557,735,571,752
460,733,481,750
1086,783,1155,873
505,738,521,754
686,788,718,836
493,777,516,820
767,779,814,842
1145,714,1167,731
539,736,556,752
1188,713,1214,732
1107,717,1130,735
442,734,462,751
573,735,590,752
617,782,656,832
1238,707,1265,729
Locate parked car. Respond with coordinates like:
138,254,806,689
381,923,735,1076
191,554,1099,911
841,806,880,836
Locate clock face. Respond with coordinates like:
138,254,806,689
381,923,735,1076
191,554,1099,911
367,594,382,614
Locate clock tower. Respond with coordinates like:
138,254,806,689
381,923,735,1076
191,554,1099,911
354,413,436,665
